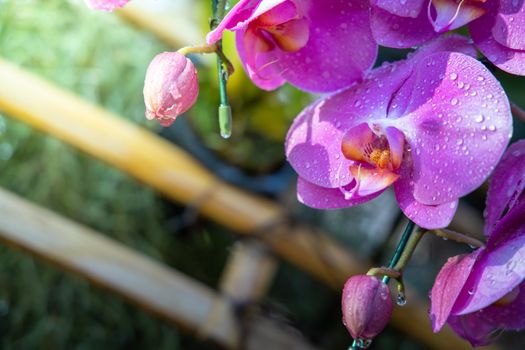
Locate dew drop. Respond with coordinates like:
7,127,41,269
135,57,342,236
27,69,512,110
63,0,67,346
396,292,407,306
450,98,459,106
475,115,484,123
450,72,458,80
488,125,496,131
355,338,373,349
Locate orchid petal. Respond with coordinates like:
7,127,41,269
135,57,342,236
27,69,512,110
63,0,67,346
349,165,399,197
385,126,405,169
484,140,525,236
84,0,129,11
491,0,525,51
448,283,525,346
235,27,285,90
396,52,512,206
264,18,309,52
252,0,297,26
206,0,262,44
296,177,384,209
453,200,525,315
430,250,482,332
275,0,377,92
372,0,426,18
447,312,502,347
371,3,437,48
393,159,458,229
341,123,376,164
470,0,525,76
430,0,486,33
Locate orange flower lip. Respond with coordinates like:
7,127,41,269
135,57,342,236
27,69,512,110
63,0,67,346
341,122,405,197
341,122,405,172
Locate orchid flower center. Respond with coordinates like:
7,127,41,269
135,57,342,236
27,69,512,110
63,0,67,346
247,1,309,53
429,0,487,33
339,123,406,198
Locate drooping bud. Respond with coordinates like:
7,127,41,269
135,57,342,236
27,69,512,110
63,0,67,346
84,0,130,11
143,52,199,127
342,275,393,344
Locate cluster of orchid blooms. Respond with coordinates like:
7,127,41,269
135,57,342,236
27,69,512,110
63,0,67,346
86,0,525,348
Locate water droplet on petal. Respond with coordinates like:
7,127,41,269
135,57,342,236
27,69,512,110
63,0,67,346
450,72,458,80
475,115,484,123
450,98,459,106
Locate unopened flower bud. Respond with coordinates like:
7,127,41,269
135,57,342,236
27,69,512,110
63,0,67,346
342,275,393,343
84,0,129,11
143,52,199,127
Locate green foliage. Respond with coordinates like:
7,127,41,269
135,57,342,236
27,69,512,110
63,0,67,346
0,1,230,349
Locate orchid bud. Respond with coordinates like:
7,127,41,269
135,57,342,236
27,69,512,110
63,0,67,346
143,52,199,127
342,275,393,345
84,0,129,11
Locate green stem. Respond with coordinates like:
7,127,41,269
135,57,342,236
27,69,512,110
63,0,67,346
432,229,484,248
393,226,426,271
367,267,400,280
177,43,217,56
211,0,232,138
382,220,414,284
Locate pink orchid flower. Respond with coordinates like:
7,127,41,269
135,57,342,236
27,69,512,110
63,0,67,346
206,0,377,92
84,0,129,11
370,0,525,76
430,140,525,346
285,36,512,229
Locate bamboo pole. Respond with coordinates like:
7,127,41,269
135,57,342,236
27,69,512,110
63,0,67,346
219,240,277,304
117,0,203,48
0,58,498,350
0,187,238,349
0,187,319,350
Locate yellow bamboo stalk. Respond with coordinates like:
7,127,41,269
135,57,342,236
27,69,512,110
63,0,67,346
0,58,498,350
219,240,277,304
0,187,239,349
0,187,321,350
117,0,204,48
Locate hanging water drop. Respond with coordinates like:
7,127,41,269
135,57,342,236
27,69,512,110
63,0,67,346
355,338,373,349
396,292,407,306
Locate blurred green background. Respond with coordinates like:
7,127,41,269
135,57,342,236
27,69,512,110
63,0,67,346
0,0,523,350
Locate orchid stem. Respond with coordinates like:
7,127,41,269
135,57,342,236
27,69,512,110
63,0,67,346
431,229,484,248
511,102,525,122
177,43,217,56
211,0,232,139
393,226,426,272
367,267,401,280
382,220,415,284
